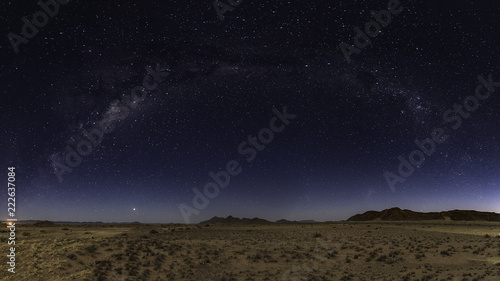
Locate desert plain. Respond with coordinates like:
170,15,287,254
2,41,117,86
0,220,499,281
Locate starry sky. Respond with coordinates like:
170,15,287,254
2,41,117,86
1,0,500,223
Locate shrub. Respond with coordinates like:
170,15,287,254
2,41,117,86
415,253,425,260
325,251,339,259
84,245,97,254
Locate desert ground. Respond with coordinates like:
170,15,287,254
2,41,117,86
1,221,499,281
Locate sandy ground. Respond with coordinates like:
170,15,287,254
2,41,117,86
1,221,499,281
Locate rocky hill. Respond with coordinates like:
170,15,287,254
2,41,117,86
275,219,317,224
347,207,500,222
199,215,272,225
33,220,57,227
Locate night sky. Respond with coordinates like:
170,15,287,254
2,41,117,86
1,0,500,224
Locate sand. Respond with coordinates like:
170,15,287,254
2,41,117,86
1,221,499,280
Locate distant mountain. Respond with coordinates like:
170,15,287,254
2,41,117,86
199,216,272,225
299,220,317,223
275,219,292,224
275,219,317,224
348,207,500,222
33,220,57,227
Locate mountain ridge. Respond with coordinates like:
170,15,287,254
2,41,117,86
199,216,273,225
347,207,500,222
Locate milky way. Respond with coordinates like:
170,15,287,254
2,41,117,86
2,0,500,223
